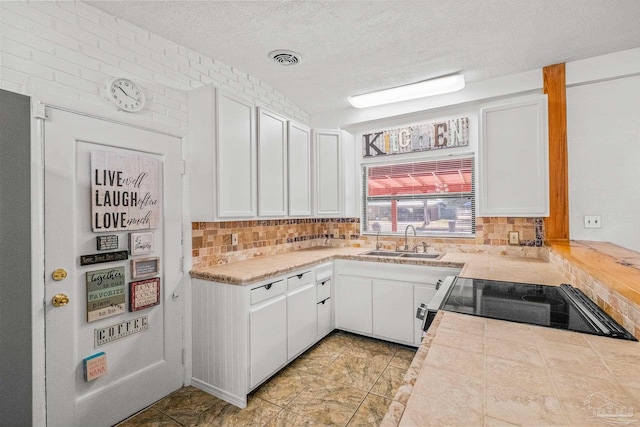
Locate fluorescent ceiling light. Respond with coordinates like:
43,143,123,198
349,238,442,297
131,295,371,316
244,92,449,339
348,74,465,108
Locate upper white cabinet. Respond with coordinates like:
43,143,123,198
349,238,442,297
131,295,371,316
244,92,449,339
479,95,549,217
312,129,356,218
257,108,288,217
313,129,343,217
287,121,312,216
188,85,257,221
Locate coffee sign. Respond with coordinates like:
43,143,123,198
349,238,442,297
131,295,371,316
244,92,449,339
91,150,160,232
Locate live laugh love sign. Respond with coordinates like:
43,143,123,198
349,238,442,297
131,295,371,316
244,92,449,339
91,151,161,232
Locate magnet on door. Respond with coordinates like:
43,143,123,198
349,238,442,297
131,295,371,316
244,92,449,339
83,352,107,382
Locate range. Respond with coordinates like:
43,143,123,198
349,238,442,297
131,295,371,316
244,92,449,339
420,277,637,341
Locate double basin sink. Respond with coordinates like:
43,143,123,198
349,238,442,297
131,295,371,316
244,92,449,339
359,250,444,260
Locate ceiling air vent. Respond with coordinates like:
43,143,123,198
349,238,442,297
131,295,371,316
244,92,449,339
268,50,301,66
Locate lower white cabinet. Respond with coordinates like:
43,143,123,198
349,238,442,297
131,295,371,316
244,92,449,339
287,282,317,359
372,280,414,343
335,275,373,335
334,260,460,347
317,298,332,336
250,294,286,388
191,263,333,409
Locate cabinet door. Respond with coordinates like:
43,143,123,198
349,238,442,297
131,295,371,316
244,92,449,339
479,95,549,216
217,92,256,218
414,285,438,345
335,275,372,334
313,129,343,217
287,283,317,359
258,108,288,217
288,121,311,216
372,280,414,344
317,298,332,338
250,295,286,388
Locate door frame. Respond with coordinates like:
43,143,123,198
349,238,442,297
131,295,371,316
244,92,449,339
30,101,193,425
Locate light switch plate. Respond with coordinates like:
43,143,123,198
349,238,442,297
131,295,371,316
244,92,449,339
584,215,602,228
231,233,238,245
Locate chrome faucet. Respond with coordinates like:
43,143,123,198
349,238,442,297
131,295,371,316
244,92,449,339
421,241,431,253
399,225,416,251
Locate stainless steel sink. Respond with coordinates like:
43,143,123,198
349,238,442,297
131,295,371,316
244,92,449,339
399,253,443,259
360,250,403,257
360,250,443,259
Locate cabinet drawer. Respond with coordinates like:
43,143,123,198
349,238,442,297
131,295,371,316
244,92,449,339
316,278,331,302
317,298,332,337
315,263,333,281
287,271,313,291
250,279,285,305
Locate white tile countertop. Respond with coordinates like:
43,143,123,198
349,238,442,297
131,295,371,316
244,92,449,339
191,246,640,426
190,246,567,286
383,310,640,426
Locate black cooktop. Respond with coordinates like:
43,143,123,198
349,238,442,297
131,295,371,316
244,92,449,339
441,277,636,340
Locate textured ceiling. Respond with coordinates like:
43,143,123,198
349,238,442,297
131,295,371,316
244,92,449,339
88,0,640,116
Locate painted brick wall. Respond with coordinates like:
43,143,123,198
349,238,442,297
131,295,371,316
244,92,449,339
0,1,309,133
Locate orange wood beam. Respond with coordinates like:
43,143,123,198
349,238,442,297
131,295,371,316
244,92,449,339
543,63,570,242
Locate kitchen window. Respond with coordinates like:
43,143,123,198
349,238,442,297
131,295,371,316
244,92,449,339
362,155,475,237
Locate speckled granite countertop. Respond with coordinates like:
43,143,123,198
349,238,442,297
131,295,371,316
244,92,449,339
190,246,567,285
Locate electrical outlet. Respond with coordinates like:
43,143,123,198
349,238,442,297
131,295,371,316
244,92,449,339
508,231,519,245
231,233,238,245
584,215,602,229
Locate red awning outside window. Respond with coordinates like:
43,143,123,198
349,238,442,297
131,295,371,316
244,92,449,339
367,157,473,197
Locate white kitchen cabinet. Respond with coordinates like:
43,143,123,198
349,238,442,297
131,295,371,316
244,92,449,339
288,121,312,216
317,297,332,337
312,129,343,217
335,275,373,335
188,85,257,220
258,108,288,217
372,280,414,343
250,293,287,388
479,95,549,217
334,260,460,346
287,282,317,359
192,263,330,409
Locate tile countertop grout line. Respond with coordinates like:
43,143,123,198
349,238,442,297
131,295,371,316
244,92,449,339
379,310,445,427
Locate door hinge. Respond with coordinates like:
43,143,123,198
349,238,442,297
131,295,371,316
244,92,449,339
32,102,47,119
182,349,186,364
181,160,186,175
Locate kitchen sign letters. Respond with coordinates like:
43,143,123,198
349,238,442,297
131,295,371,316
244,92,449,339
362,117,469,158
91,150,161,232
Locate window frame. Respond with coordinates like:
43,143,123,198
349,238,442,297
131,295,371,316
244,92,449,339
361,154,476,238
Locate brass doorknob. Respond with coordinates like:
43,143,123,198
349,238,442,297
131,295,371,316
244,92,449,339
52,268,68,281
52,293,70,307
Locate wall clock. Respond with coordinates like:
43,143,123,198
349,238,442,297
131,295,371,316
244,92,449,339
107,77,146,112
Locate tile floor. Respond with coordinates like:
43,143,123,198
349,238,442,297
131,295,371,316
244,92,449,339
116,331,417,427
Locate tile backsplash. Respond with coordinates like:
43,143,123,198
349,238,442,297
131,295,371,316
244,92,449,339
191,217,544,269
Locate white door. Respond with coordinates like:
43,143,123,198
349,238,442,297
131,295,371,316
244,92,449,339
44,109,184,427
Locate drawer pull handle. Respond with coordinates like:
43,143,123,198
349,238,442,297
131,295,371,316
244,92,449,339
297,274,303,279
320,300,326,305
265,283,272,290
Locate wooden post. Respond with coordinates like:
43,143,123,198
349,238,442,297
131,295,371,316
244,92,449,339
543,63,569,242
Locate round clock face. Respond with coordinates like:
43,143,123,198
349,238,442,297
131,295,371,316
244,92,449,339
107,78,145,112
